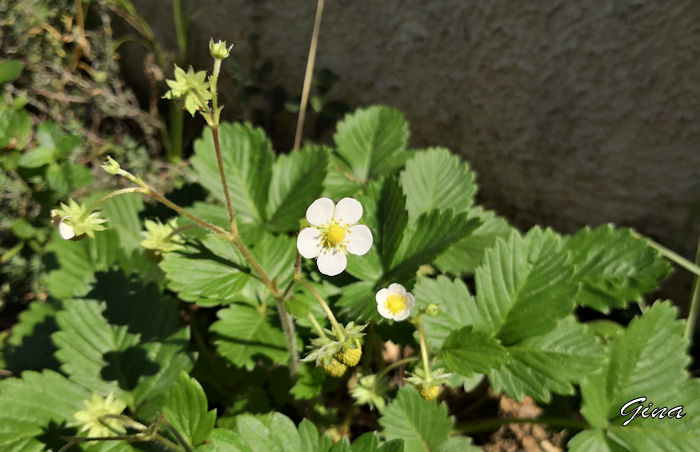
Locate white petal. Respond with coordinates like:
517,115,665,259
345,225,373,255
306,198,335,227
58,218,76,240
376,288,389,304
393,309,411,321
387,283,406,295
317,248,347,276
297,227,322,258
377,301,393,319
334,197,363,225
404,293,416,310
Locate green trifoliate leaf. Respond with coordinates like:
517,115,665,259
192,122,274,225
211,303,289,370
400,147,477,221
99,192,146,254
472,227,578,345
380,386,476,452
163,372,216,447
266,145,328,232
434,206,514,275
333,106,409,185
51,272,193,419
488,316,605,402
564,224,671,312
0,370,91,452
440,326,509,377
570,301,697,451
412,276,477,350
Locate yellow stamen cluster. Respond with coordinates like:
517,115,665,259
321,219,349,249
385,294,407,316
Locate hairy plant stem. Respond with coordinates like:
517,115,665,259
376,357,419,381
297,277,344,341
685,237,700,341
293,0,326,150
633,231,700,276
307,312,327,337
210,127,236,230
414,315,432,380
456,416,588,434
79,187,146,221
145,188,228,236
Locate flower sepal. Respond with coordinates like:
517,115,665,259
51,200,107,241
406,367,452,401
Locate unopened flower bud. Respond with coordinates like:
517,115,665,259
102,156,121,175
425,304,440,316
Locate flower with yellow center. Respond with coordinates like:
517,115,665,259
73,392,127,438
297,197,373,276
376,283,415,321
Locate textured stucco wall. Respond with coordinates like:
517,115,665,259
130,0,700,302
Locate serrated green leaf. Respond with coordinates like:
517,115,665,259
0,59,23,84
488,317,605,402
378,177,408,270
51,272,192,417
412,276,477,350
400,148,476,221
0,370,90,452
290,363,326,400
267,146,328,232
380,386,468,452
43,228,124,299
336,280,380,322
565,225,671,312
98,192,145,253
333,106,409,185
160,235,250,306
192,122,273,224
473,227,578,345
211,303,289,370
441,326,508,377
0,107,32,149
386,210,480,281
579,301,689,427
46,161,93,195
323,154,363,199
18,146,55,168
434,207,513,275
2,300,60,373
163,372,216,446
34,121,80,157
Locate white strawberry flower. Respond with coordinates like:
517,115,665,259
376,283,415,321
297,197,373,276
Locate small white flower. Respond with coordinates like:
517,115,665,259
376,283,415,321
297,197,373,276
57,217,76,240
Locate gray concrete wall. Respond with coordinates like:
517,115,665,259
130,0,700,299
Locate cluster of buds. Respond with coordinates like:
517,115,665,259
302,322,366,378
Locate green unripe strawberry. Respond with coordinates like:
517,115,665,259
419,385,441,401
322,359,347,377
335,343,362,367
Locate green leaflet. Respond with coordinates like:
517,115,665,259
333,106,409,185
487,317,605,403
51,272,193,419
440,326,509,377
192,122,274,225
211,303,290,370
570,301,698,451
0,370,90,452
2,300,60,373
163,372,216,447
380,386,478,452
472,227,578,345
564,225,671,312
400,147,477,221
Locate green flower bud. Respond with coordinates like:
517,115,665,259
425,303,440,316
102,156,121,175
209,38,232,59
140,219,184,253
